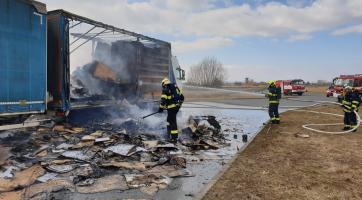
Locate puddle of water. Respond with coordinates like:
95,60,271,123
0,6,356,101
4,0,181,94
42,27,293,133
155,106,269,200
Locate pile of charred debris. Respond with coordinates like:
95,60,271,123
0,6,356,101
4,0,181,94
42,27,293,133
0,114,227,199
70,40,172,101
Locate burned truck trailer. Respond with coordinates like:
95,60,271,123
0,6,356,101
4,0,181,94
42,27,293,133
0,0,47,116
0,5,180,117
47,10,179,114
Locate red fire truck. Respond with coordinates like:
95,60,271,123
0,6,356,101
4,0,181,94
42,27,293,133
275,79,306,96
326,74,362,101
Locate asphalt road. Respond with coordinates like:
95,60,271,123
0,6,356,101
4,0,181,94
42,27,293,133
211,92,335,108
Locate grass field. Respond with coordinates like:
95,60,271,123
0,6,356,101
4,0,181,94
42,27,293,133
203,105,362,200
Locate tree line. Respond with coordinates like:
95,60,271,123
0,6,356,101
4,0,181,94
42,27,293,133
187,57,227,87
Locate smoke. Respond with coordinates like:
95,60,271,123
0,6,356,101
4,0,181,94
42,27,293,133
93,42,133,83
71,64,104,97
110,99,165,130
70,41,137,99
69,40,180,135
109,99,192,139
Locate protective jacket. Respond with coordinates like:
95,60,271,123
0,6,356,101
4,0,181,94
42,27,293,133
351,92,361,112
342,92,359,113
343,91,360,130
267,86,281,104
160,84,184,110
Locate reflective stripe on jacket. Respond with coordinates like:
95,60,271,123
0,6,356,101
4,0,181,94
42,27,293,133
343,93,355,113
351,92,361,111
267,86,281,104
160,84,184,109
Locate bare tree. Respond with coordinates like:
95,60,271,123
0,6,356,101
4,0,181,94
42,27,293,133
187,57,227,87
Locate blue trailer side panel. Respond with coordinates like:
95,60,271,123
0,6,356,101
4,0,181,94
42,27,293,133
0,0,47,116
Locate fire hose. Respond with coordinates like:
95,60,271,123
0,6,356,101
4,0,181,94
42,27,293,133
285,99,361,134
183,100,361,134
142,111,160,119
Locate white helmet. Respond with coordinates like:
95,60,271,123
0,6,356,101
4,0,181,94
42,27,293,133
344,85,352,90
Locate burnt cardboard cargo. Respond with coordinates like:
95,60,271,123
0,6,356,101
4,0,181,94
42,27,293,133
71,39,171,101
89,62,118,83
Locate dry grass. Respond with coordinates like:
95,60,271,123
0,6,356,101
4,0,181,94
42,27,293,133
203,105,362,200
306,86,328,94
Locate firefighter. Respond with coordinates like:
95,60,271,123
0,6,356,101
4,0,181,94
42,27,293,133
350,87,361,131
266,80,281,124
158,78,184,143
342,86,354,130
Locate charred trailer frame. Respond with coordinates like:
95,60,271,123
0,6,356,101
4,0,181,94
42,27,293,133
47,10,70,115
0,0,47,117
46,10,174,115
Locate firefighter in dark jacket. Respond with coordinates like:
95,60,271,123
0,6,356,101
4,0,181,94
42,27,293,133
342,86,360,131
351,87,361,131
266,80,281,124
158,78,184,143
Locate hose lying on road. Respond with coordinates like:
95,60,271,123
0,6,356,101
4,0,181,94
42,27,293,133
183,102,320,110
285,99,361,134
184,99,361,135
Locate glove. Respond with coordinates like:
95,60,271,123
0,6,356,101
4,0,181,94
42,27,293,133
158,107,164,113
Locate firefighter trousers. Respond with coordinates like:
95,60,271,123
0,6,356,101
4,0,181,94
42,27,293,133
344,112,352,128
345,111,358,129
269,103,280,123
167,107,179,142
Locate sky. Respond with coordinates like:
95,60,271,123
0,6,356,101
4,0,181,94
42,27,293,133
43,0,362,82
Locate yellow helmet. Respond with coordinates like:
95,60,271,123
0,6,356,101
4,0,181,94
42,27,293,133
161,78,170,86
268,80,275,85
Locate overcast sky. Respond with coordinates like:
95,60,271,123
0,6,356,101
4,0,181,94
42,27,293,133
43,0,362,82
